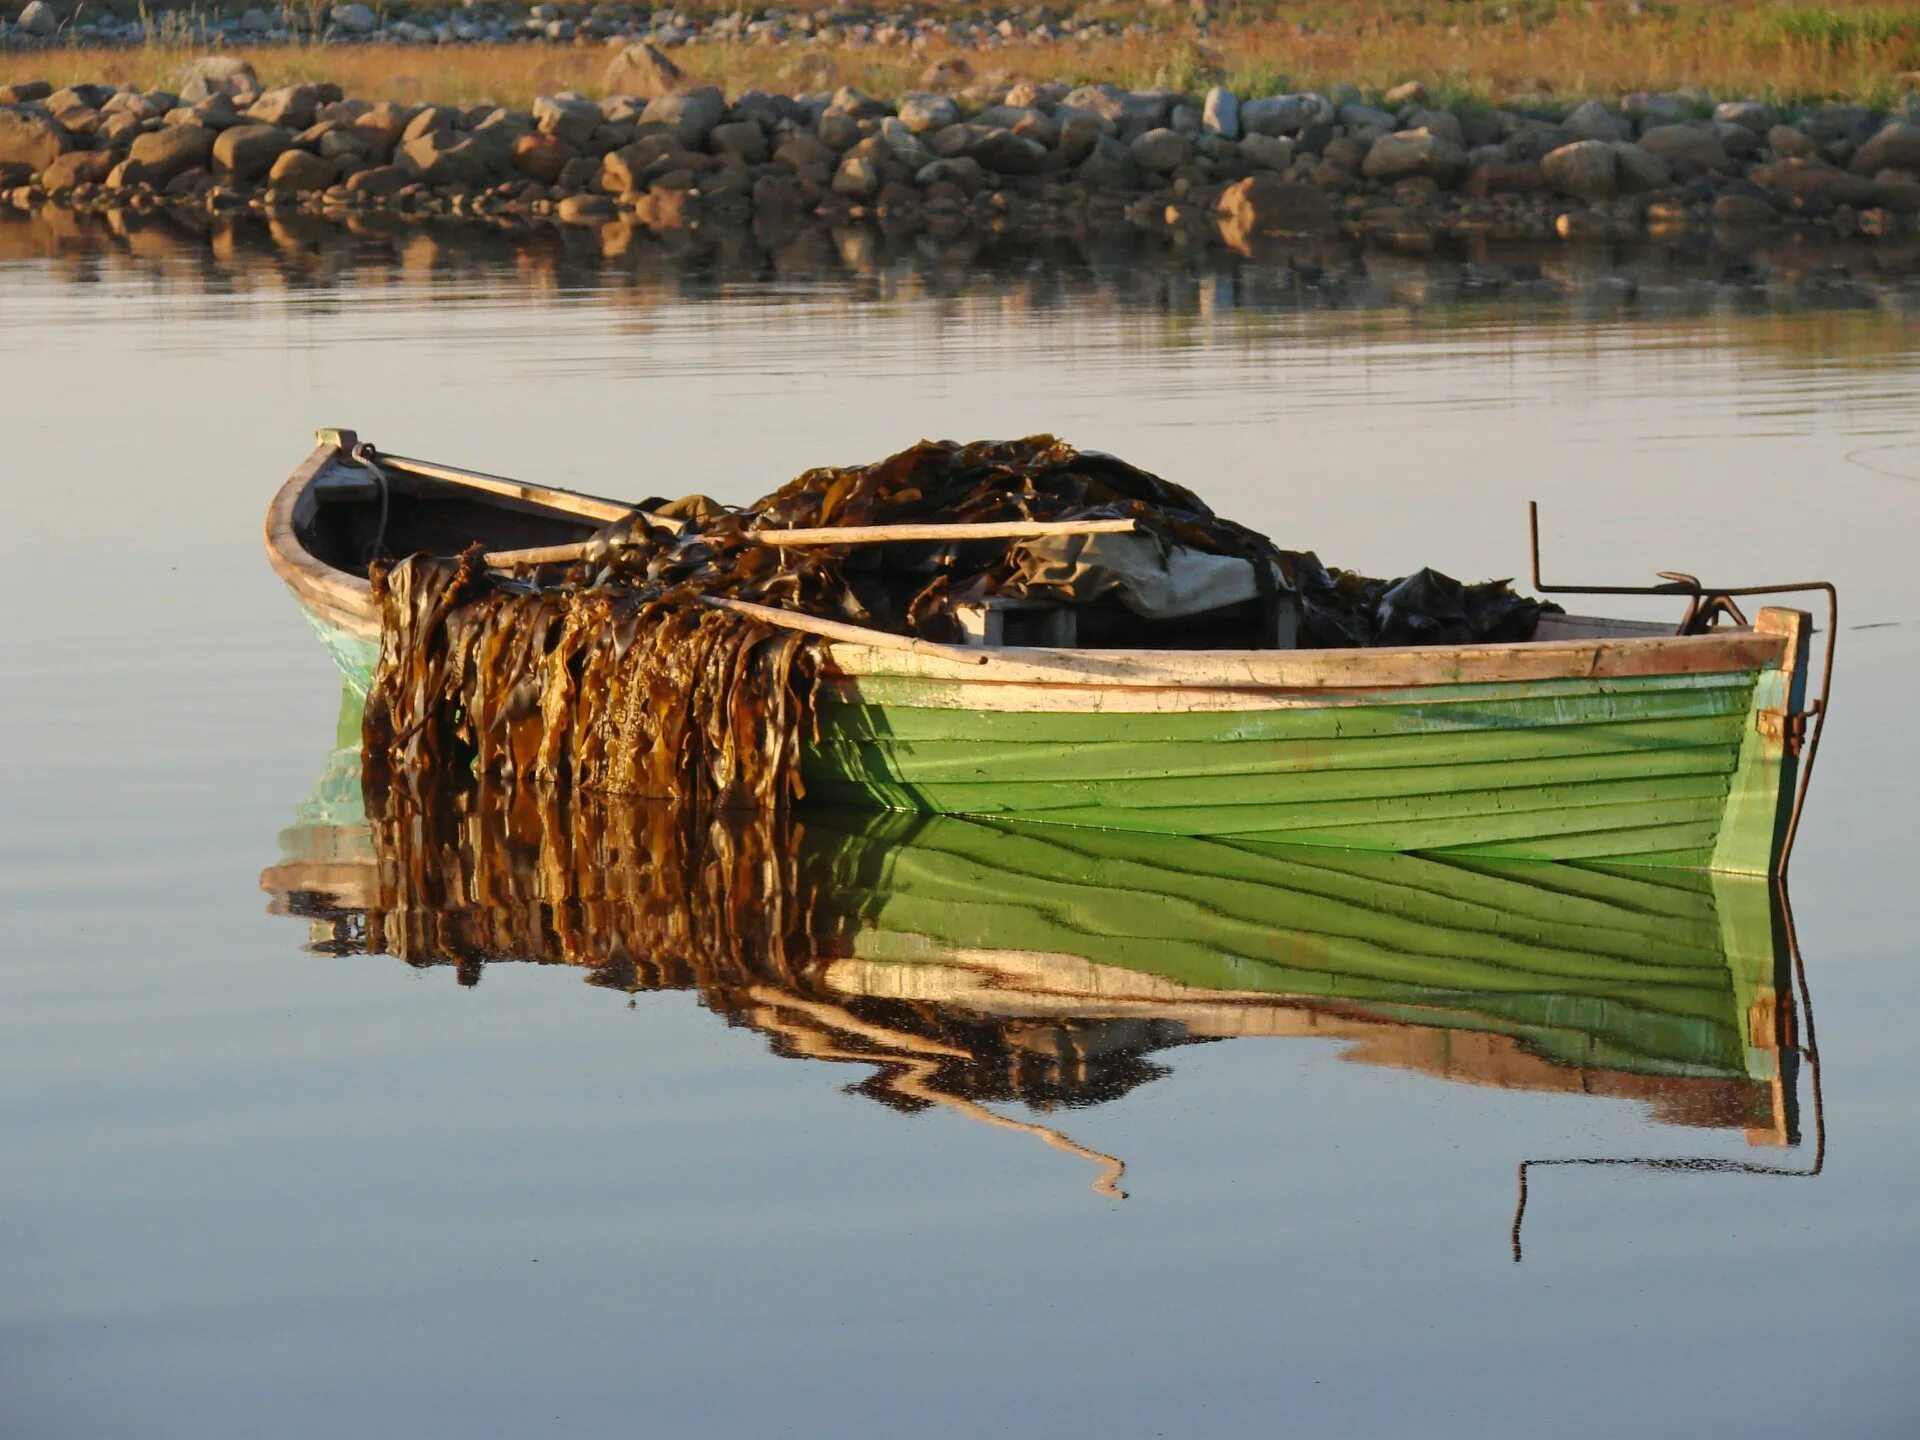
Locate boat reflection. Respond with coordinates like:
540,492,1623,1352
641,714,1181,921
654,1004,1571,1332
263,686,1813,1211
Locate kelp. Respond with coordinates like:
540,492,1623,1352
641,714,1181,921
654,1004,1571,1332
361,435,1556,807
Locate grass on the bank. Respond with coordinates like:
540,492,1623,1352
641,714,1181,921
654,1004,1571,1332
5,3,1919,110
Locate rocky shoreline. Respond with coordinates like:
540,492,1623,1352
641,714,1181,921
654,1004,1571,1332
7,55,1920,251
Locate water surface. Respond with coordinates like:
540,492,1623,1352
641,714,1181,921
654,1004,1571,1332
2,218,1916,1437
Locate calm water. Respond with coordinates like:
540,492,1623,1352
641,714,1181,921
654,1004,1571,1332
3,217,1917,1437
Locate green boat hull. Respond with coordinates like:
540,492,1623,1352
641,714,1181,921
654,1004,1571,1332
309,609,1802,874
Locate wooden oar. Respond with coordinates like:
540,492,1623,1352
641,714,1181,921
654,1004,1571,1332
485,517,1140,570
696,596,990,665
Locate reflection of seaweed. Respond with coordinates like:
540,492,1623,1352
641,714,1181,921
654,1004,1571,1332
1509,880,1822,1262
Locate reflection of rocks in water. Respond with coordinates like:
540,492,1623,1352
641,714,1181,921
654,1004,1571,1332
261,690,1808,1197
6,209,1919,340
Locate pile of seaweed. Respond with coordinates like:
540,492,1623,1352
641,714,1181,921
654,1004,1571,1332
362,436,1555,808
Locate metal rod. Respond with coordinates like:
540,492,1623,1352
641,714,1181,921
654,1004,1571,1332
1527,500,1837,875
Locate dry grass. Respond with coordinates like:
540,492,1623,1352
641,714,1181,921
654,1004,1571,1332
5,4,1919,109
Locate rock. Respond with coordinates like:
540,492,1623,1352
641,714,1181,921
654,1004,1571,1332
1715,122,1763,161
329,3,378,36
1362,129,1466,184
968,128,1048,176
773,131,834,174
698,120,761,164
124,125,214,184
1755,156,1880,207
1055,110,1109,164
244,85,315,131
510,132,573,183
604,42,686,101
1241,92,1334,137
268,149,335,192
1075,134,1136,190
39,149,114,191
1714,101,1777,134
1405,108,1464,147
1214,174,1334,241
212,123,291,181
1611,141,1671,194
914,156,985,191
1541,139,1617,200
343,164,409,197
1338,102,1396,133
175,56,259,106
1129,127,1192,173
897,92,959,134
1713,193,1777,227
1805,103,1876,148
640,87,724,148
396,130,490,186
831,151,881,200
0,83,54,105
533,93,602,148
402,107,453,144
1768,125,1819,160
920,57,974,92
1464,161,1542,197
17,1,58,37
1563,100,1631,144
1852,121,1920,176
0,105,71,172
633,187,693,230
1384,80,1428,107
1238,133,1295,171
556,192,616,222
827,86,890,121
1203,87,1239,140
1636,123,1733,173
598,135,696,192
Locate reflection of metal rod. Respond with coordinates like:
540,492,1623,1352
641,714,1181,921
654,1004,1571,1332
1526,501,1837,874
1509,876,1822,1262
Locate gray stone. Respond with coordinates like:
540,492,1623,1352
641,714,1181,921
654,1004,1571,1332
1611,141,1671,194
640,86,724,147
896,92,958,134
1754,156,1880,206
1541,139,1617,201
1637,123,1734,173
1339,102,1397,132
914,156,985,191
1239,133,1296,171
1805,103,1876,147
1405,108,1464,147
708,120,768,163
826,86,889,120
604,42,685,101
1129,127,1192,173
1714,122,1763,161
396,129,490,186
967,128,1048,176
329,3,378,36
0,105,71,172
125,124,214,183
1563,100,1632,143
1202,86,1239,140
1056,110,1109,164
533,93,602,148
1213,174,1334,240
268,148,336,192
39,149,114,191
1362,128,1466,184
1852,121,1920,176
1061,85,1128,125
831,151,881,200
1714,193,1778,227
212,123,291,181
1074,134,1136,190
17,1,58,37
1768,124,1819,159
176,56,260,105
0,83,54,105
1714,100,1778,134
247,84,319,131
1241,92,1334,137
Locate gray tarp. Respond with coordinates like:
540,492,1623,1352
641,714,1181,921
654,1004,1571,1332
1002,531,1277,619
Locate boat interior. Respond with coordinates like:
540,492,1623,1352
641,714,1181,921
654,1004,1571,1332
298,446,1693,649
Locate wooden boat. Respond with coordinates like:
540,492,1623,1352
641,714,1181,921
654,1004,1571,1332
266,429,1826,875
261,691,1806,1170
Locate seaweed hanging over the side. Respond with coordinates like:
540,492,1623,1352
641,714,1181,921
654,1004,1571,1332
362,547,821,809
